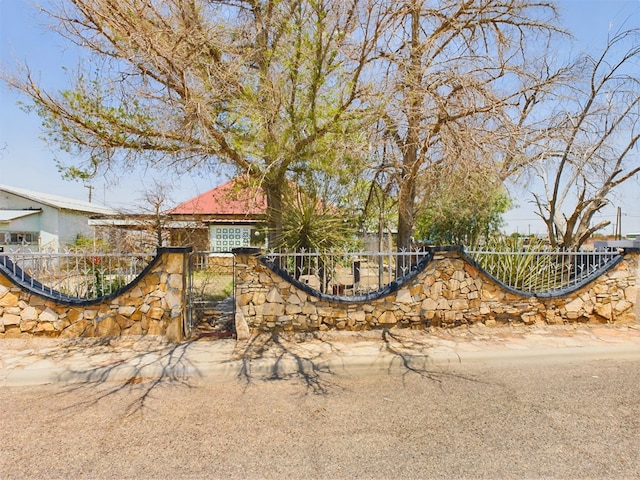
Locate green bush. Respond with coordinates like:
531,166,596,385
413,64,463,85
92,270,128,297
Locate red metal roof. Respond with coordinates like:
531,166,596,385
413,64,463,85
169,177,266,216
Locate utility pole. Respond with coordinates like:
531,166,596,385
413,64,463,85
85,184,93,203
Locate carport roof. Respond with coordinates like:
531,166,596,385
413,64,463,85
0,209,41,222
0,184,116,215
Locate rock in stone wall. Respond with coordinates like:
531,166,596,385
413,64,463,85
234,249,638,333
206,255,234,275
0,248,189,341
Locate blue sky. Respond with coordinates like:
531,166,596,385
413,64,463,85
1,0,639,234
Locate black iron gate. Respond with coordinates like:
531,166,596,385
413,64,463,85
186,251,236,338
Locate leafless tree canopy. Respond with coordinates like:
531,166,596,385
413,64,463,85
520,29,640,247
371,0,563,249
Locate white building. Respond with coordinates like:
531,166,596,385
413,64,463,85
0,184,116,252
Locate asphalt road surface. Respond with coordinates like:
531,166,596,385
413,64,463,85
1,356,639,479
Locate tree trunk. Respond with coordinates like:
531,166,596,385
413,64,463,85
263,176,285,249
396,1,421,255
397,178,416,251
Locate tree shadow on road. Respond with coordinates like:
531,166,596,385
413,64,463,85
47,337,201,416
380,328,481,385
233,331,340,395
36,327,485,413
232,329,480,395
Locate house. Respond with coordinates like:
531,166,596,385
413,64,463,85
0,184,116,252
167,176,267,252
85,176,268,254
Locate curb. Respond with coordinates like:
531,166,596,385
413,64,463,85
3,344,639,387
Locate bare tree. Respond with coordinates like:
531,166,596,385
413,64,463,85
89,180,176,252
136,180,175,248
374,0,562,251
522,28,640,248
3,0,383,246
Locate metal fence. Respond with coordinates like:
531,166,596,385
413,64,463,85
262,248,432,296
0,249,156,301
465,247,622,295
0,246,624,303
263,247,623,297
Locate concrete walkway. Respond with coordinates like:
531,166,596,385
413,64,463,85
1,323,640,387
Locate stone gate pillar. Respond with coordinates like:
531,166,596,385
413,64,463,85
161,247,192,342
232,247,262,340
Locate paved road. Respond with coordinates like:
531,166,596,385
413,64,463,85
2,352,639,479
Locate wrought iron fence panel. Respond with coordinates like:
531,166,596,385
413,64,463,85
262,248,432,297
465,247,622,295
0,249,155,301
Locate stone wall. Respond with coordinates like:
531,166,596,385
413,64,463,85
205,254,234,275
2,246,636,341
234,248,638,336
0,248,190,341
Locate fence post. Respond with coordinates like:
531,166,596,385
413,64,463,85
626,248,640,323
232,247,262,340
159,246,193,342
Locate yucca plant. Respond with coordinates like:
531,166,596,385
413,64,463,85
274,189,357,292
275,189,357,252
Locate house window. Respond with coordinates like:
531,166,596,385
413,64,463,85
209,226,251,252
1,232,39,245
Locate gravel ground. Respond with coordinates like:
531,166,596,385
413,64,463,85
2,356,639,480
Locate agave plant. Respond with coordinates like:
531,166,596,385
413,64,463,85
468,236,567,293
